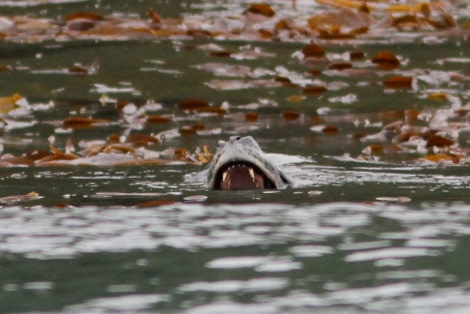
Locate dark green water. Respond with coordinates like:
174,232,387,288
1,0,470,312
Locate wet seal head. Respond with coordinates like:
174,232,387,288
207,136,291,190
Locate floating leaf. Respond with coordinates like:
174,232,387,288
350,51,365,60
404,109,420,122
63,116,107,129
0,93,24,114
303,85,327,95
27,150,52,161
391,14,420,29
147,9,162,24
302,43,325,58
188,29,213,39
102,144,136,154
63,12,103,22
318,29,356,40
426,135,453,148
353,132,368,140
311,116,325,124
65,19,97,31
391,131,413,143
178,98,209,110
244,3,276,18
274,75,295,86
287,95,306,102
108,134,120,143
0,65,10,72
383,75,413,89
146,115,173,124
0,191,42,204
308,7,371,39
174,148,194,161
258,29,274,39
421,154,459,163
310,125,339,134
197,145,213,163
0,156,35,166
372,51,400,70
49,145,79,160
315,0,375,10
68,65,88,75
431,13,456,29
282,110,300,121
378,110,405,120
362,144,384,154
428,92,448,101
53,203,70,208
455,109,470,118
34,145,80,164
387,3,426,13
191,123,205,131
308,69,322,76
309,8,370,28
179,126,197,136
125,134,159,146
209,50,232,57
245,112,259,122
322,125,339,134
275,19,289,31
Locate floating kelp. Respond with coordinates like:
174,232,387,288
282,110,300,121
63,116,108,129
146,115,173,124
0,128,212,167
372,51,400,70
244,112,259,122
244,3,276,18
302,43,326,58
383,75,413,89
0,191,42,204
0,0,466,43
0,1,469,172
178,98,209,111
0,93,27,114
302,85,328,95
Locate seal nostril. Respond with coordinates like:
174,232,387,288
229,135,241,143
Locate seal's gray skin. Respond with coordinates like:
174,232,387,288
207,136,291,190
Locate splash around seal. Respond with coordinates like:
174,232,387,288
206,136,291,190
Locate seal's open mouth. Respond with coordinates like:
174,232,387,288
214,161,276,190
206,136,291,190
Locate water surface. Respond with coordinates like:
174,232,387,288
1,0,470,312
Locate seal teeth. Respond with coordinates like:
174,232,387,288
248,167,255,181
222,170,229,182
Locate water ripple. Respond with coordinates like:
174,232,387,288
0,202,468,260
178,277,289,294
1,202,470,312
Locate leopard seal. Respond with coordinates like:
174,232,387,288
207,136,291,190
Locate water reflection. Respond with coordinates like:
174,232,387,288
1,202,469,312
